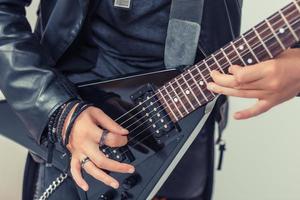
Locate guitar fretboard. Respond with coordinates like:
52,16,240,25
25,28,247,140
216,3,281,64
157,0,300,122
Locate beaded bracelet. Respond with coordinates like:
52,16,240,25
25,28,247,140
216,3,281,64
46,103,66,167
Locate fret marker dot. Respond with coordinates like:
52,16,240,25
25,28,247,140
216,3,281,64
174,97,178,102
279,28,285,34
247,58,253,64
153,107,157,111
150,102,154,105
157,113,161,117
149,118,153,122
185,90,190,95
147,96,150,100
160,119,164,123
153,124,156,128
146,113,149,117
238,45,244,51
199,81,204,86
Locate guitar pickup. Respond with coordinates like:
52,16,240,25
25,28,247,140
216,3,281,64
130,84,176,142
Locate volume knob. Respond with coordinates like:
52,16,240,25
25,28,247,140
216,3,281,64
122,174,141,190
98,190,116,200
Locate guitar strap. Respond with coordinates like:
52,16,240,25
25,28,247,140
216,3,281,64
164,0,205,69
165,0,229,171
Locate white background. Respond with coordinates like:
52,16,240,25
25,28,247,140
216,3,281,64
0,0,300,199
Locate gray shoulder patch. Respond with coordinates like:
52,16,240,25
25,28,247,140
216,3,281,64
164,19,201,69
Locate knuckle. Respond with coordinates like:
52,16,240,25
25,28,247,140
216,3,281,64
95,156,105,167
269,80,281,91
102,176,112,185
66,143,74,151
267,65,277,75
235,73,244,83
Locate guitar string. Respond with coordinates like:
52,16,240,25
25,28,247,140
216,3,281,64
103,16,300,159
111,1,297,125
112,3,298,128
101,7,297,155
113,7,299,131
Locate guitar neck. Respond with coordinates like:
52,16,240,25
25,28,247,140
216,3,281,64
157,0,300,122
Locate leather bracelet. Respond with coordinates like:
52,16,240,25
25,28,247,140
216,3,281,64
56,100,80,146
51,103,66,141
63,102,93,147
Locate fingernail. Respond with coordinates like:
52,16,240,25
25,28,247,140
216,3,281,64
128,167,135,173
82,185,89,191
121,128,129,134
110,182,119,189
234,113,241,119
207,83,213,90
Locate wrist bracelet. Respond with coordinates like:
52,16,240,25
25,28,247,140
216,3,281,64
63,102,93,147
56,100,80,146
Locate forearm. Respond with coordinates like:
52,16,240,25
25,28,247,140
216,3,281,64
0,0,80,143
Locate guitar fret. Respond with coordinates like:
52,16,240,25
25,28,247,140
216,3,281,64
182,74,202,106
293,0,300,13
168,82,189,114
241,35,260,62
265,19,286,50
282,3,300,42
175,77,195,110
202,59,212,72
252,27,274,58
188,69,208,101
163,84,184,118
255,22,283,57
211,54,225,73
230,42,247,65
221,48,233,65
195,65,216,97
279,10,299,41
157,88,178,121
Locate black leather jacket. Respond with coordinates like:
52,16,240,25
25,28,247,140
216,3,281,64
0,0,242,145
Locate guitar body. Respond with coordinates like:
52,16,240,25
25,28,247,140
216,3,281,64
0,69,216,200
3,1,298,198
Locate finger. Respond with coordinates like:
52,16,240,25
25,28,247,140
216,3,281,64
210,70,239,87
89,125,128,146
207,82,264,98
85,144,135,173
234,100,271,120
91,108,128,135
229,64,266,83
235,78,267,90
104,131,128,147
70,156,89,191
83,160,119,189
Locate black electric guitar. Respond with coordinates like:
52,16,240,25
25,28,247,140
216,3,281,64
1,1,300,199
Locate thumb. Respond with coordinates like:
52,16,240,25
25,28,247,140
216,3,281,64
91,107,129,135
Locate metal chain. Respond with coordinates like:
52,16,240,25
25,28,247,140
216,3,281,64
37,173,68,200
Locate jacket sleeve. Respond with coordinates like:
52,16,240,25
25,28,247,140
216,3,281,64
0,0,81,144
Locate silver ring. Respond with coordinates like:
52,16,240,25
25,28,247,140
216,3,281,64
99,129,109,146
80,157,90,169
